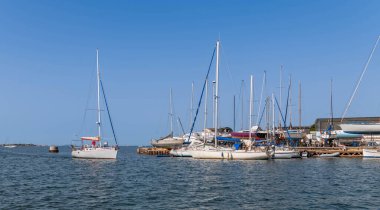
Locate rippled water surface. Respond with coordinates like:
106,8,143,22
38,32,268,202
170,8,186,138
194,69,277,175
1,146,380,209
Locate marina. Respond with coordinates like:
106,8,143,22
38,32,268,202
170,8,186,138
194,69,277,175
3,0,380,209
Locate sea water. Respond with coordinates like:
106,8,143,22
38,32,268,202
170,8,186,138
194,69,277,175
1,146,380,209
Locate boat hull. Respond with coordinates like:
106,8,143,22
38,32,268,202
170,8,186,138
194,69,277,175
169,148,192,157
191,149,269,160
319,152,340,157
191,150,225,159
340,123,380,134
363,149,380,158
151,137,184,149
228,150,269,160
274,151,292,159
72,147,118,159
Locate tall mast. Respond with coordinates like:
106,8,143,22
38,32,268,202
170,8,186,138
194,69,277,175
233,95,236,131
249,75,253,140
330,79,334,129
298,81,301,128
289,75,292,129
279,65,283,128
266,97,270,140
256,71,266,125
212,81,216,128
204,80,208,143
169,88,173,134
96,49,102,142
241,80,244,130
272,93,275,138
190,82,194,128
214,40,220,148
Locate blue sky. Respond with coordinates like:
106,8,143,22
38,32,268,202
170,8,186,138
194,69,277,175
1,0,380,146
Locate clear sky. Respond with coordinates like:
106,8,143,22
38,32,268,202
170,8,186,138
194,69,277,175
1,0,380,146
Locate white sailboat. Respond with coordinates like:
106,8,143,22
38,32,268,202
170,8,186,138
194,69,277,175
229,75,270,160
191,40,225,159
71,49,118,159
321,79,337,141
191,41,271,160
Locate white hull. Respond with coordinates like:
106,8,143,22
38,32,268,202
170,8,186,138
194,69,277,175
191,149,225,159
4,145,16,148
319,152,340,157
72,147,118,159
340,123,380,134
169,148,192,157
274,147,301,159
363,149,380,158
227,150,269,160
274,151,292,159
191,148,269,160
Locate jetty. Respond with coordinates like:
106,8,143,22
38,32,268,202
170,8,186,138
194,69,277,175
137,147,170,156
296,147,363,157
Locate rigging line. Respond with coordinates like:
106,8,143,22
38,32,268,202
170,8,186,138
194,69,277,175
187,47,216,142
100,79,118,145
284,77,291,127
178,117,185,135
341,35,380,122
256,71,266,125
220,43,239,95
274,96,294,144
257,99,267,127
78,65,97,136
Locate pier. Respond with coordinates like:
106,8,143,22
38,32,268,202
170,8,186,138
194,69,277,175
137,147,170,156
296,147,363,157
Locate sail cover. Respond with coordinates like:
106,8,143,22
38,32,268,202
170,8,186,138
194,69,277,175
81,136,100,141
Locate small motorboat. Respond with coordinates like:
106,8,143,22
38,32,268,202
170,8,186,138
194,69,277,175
301,151,309,158
319,152,340,157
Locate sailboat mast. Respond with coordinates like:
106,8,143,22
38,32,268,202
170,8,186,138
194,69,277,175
233,95,236,131
96,49,102,142
204,80,208,143
289,75,292,128
249,75,253,140
330,79,334,129
241,80,244,130
272,93,275,138
190,82,194,128
214,40,220,148
279,65,283,129
256,71,266,125
299,81,301,128
170,88,174,134
212,81,216,128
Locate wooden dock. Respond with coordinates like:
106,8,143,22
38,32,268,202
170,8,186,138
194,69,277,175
137,147,170,156
136,146,366,157
296,147,363,157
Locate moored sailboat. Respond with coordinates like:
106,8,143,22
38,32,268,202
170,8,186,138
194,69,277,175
151,88,185,148
71,49,118,159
